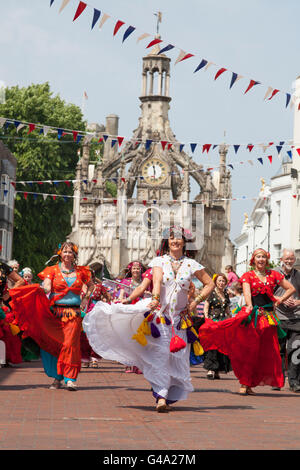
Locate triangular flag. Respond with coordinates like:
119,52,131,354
296,148,300,156
179,144,185,152
99,13,110,29
228,164,234,170
214,68,227,80
76,135,83,143
268,89,280,100
161,141,167,150
123,26,135,42
14,120,20,128
287,150,292,159
50,0,55,6
103,134,108,142
111,139,117,147
286,93,291,108
267,155,273,164
91,9,101,29
158,44,174,55
190,143,197,153
52,195,56,201
205,61,215,71
145,139,152,150
28,123,36,134
0,118,6,128
142,200,147,206
113,199,117,205
73,1,87,21
234,145,240,154
59,0,70,14
276,146,282,155
146,38,163,49
167,143,172,150
248,160,254,165
63,196,69,202
57,128,63,139
113,20,125,36
202,144,211,153
175,50,194,64
24,192,28,200
42,194,48,201
247,144,254,152
117,136,124,146
244,80,260,94
230,72,243,89
194,59,208,73
136,33,150,43
264,86,273,100
257,158,263,165
72,131,78,142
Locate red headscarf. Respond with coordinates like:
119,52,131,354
249,248,270,267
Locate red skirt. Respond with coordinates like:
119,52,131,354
198,307,284,388
0,320,22,364
10,284,82,380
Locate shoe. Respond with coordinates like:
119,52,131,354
49,379,62,390
239,385,248,395
207,371,215,380
272,387,281,391
214,372,221,380
156,398,168,413
66,380,77,391
246,387,256,395
90,361,100,368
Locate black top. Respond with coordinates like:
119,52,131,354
0,262,13,299
207,289,230,321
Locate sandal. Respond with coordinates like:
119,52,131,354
156,398,168,413
49,379,62,390
246,387,256,395
90,361,100,368
239,385,248,395
207,371,215,380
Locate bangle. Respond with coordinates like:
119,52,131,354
152,294,160,301
195,295,204,304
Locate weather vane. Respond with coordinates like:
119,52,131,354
154,11,162,35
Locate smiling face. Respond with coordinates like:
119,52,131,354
131,263,141,279
168,235,185,256
254,252,268,271
60,245,75,265
281,250,296,272
215,275,227,291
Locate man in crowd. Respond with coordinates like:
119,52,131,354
275,249,300,392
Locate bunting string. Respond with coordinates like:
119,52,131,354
48,0,293,108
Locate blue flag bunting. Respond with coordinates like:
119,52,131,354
286,93,291,108
234,145,240,154
14,120,20,128
230,72,239,89
228,164,234,170
276,146,282,154
111,139,117,147
91,9,101,29
57,129,63,139
145,139,152,150
158,44,175,55
287,150,292,159
123,26,136,42
258,158,263,165
179,144,184,152
194,59,208,73
190,143,197,153
50,0,55,6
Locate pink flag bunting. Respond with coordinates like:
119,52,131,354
214,68,227,80
113,20,125,36
73,1,87,21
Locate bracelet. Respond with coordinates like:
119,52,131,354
152,294,160,301
195,294,204,304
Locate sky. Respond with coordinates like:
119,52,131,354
0,0,299,241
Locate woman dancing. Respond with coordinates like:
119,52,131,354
83,226,214,412
10,242,94,390
199,248,295,395
203,273,231,380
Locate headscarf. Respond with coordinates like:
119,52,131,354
249,248,270,267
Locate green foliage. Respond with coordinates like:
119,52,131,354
0,82,86,274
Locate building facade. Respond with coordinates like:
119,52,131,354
69,44,234,277
0,141,16,262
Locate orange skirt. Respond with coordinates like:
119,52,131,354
10,284,82,380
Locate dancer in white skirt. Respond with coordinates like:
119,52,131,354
83,226,214,412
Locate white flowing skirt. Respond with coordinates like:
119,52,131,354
82,298,193,402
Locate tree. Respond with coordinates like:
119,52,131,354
0,82,86,275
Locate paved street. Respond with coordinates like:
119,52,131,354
0,359,300,451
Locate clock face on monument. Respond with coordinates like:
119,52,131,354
141,158,168,186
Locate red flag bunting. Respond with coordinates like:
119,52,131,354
64,181,71,186
296,148,300,156
92,179,97,183
121,178,126,183
167,143,172,150
117,136,124,147
203,144,211,153
113,20,125,36
52,195,56,200
73,1,87,21
11,182,16,188
113,199,117,205
244,80,260,94
247,144,254,152
72,131,78,142
142,200,147,206
28,123,36,134
161,141,167,150
98,137,103,143
267,155,272,164
178,53,194,63
268,89,280,100
24,192,28,200
214,68,227,80
146,38,163,48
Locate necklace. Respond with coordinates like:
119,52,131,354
60,263,75,274
168,254,185,274
254,269,267,277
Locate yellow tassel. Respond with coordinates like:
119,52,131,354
190,327,198,338
193,341,204,356
9,324,20,336
181,319,188,329
132,331,147,347
140,319,151,336
186,318,192,327
160,316,166,324
267,314,276,326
